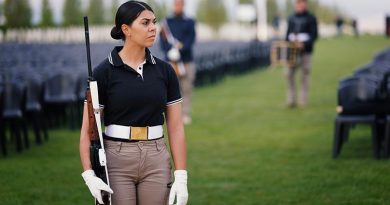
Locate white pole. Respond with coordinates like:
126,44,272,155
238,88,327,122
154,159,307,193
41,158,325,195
256,0,268,41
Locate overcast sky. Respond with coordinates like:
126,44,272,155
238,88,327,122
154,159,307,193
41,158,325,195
2,0,389,32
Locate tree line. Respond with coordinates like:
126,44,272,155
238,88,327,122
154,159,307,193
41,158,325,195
0,0,346,29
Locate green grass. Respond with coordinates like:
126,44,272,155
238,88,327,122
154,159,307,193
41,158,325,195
1,36,390,205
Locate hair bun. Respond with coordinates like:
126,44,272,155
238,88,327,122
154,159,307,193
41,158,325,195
110,26,123,40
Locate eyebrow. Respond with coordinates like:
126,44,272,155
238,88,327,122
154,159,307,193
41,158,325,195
141,18,157,21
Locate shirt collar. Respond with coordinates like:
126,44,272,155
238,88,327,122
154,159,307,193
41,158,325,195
108,46,156,67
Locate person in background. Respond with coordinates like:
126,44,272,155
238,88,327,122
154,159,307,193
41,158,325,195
285,0,318,108
335,16,344,37
160,0,196,125
351,18,359,38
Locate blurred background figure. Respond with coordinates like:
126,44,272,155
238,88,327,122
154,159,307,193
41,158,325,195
351,18,359,38
335,15,344,37
160,0,196,125
285,0,318,108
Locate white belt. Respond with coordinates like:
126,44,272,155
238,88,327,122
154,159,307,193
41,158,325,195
105,124,163,141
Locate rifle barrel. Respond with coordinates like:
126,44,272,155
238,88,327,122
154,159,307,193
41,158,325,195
84,16,93,79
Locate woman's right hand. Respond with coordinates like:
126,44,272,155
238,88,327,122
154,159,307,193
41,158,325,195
81,170,114,204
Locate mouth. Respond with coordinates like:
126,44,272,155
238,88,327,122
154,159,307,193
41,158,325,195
148,35,156,39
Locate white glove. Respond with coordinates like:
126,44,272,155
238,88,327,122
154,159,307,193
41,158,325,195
81,170,113,204
169,170,188,205
168,47,181,62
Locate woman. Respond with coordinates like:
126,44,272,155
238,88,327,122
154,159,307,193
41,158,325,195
79,1,188,205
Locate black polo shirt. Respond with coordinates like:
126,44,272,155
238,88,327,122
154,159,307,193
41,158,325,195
91,46,182,127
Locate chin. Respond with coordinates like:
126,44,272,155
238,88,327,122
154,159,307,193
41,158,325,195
145,42,155,48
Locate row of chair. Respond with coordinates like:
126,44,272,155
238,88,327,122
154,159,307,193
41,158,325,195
0,40,271,156
334,47,390,159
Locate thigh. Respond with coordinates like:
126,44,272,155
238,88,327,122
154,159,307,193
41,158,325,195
284,66,296,77
301,54,312,74
137,142,172,205
105,140,140,205
184,63,196,83
137,180,170,205
109,179,137,205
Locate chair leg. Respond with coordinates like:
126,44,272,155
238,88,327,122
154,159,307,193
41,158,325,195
31,113,42,145
333,120,344,158
22,119,29,149
11,119,23,153
69,103,76,130
0,120,7,156
42,114,49,141
384,121,390,158
371,123,381,159
342,124,350,143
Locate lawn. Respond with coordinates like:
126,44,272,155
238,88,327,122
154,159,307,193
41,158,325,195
1,36,390,205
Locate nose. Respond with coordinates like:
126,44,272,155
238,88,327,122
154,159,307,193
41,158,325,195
149,23,156,32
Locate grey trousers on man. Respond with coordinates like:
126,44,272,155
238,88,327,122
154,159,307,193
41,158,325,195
284,53,312,106
105,138,172,205
178,63,196,118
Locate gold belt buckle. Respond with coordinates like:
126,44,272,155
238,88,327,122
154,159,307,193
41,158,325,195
130,127,148,140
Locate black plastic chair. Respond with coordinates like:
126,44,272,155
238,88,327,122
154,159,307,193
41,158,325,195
0,84,5,156
333,115,380,159
25,77,48,144
334,76,384,159
43,72,78,129
1,81,29,154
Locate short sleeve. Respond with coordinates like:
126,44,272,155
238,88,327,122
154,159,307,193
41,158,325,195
166,64,182,106
90,62,108,107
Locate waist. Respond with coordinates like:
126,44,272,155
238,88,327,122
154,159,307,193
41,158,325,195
104,124,163,142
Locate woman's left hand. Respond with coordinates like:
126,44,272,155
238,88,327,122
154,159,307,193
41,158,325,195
169,170,188,205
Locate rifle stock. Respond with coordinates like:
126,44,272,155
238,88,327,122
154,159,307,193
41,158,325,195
86,89,99,141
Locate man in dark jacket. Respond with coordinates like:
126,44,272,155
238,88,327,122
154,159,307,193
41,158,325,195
160,0,196,124
285,0,318,108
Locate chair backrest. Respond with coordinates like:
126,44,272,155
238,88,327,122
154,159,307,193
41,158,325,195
338,76,379,106
76,74,88,101
25,77,43,112
44,71,77,103
2,81,25,118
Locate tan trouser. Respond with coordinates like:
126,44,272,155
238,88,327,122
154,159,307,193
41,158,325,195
104,138,172,205
178,63,196,118
284,53,312,105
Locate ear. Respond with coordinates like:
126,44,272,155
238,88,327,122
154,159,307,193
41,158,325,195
121,24,132,37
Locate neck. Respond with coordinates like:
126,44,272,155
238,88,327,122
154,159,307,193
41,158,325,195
174,12,183,17
119,41,146,68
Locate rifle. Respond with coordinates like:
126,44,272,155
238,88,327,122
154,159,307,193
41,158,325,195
84,16,111,205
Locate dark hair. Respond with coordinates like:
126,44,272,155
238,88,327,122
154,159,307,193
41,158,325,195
110,1,154,40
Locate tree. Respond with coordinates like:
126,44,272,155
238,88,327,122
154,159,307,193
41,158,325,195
0,2,3,25
284,0,343,24
285,0,294,18
4,0,32,28
40,0,54,27
88,0,104,25
239,0,254,4
106,0,119,24
197,0,227,30
307,0,319,13
146,0,167,22
62,0,83,26
266,0,279,24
